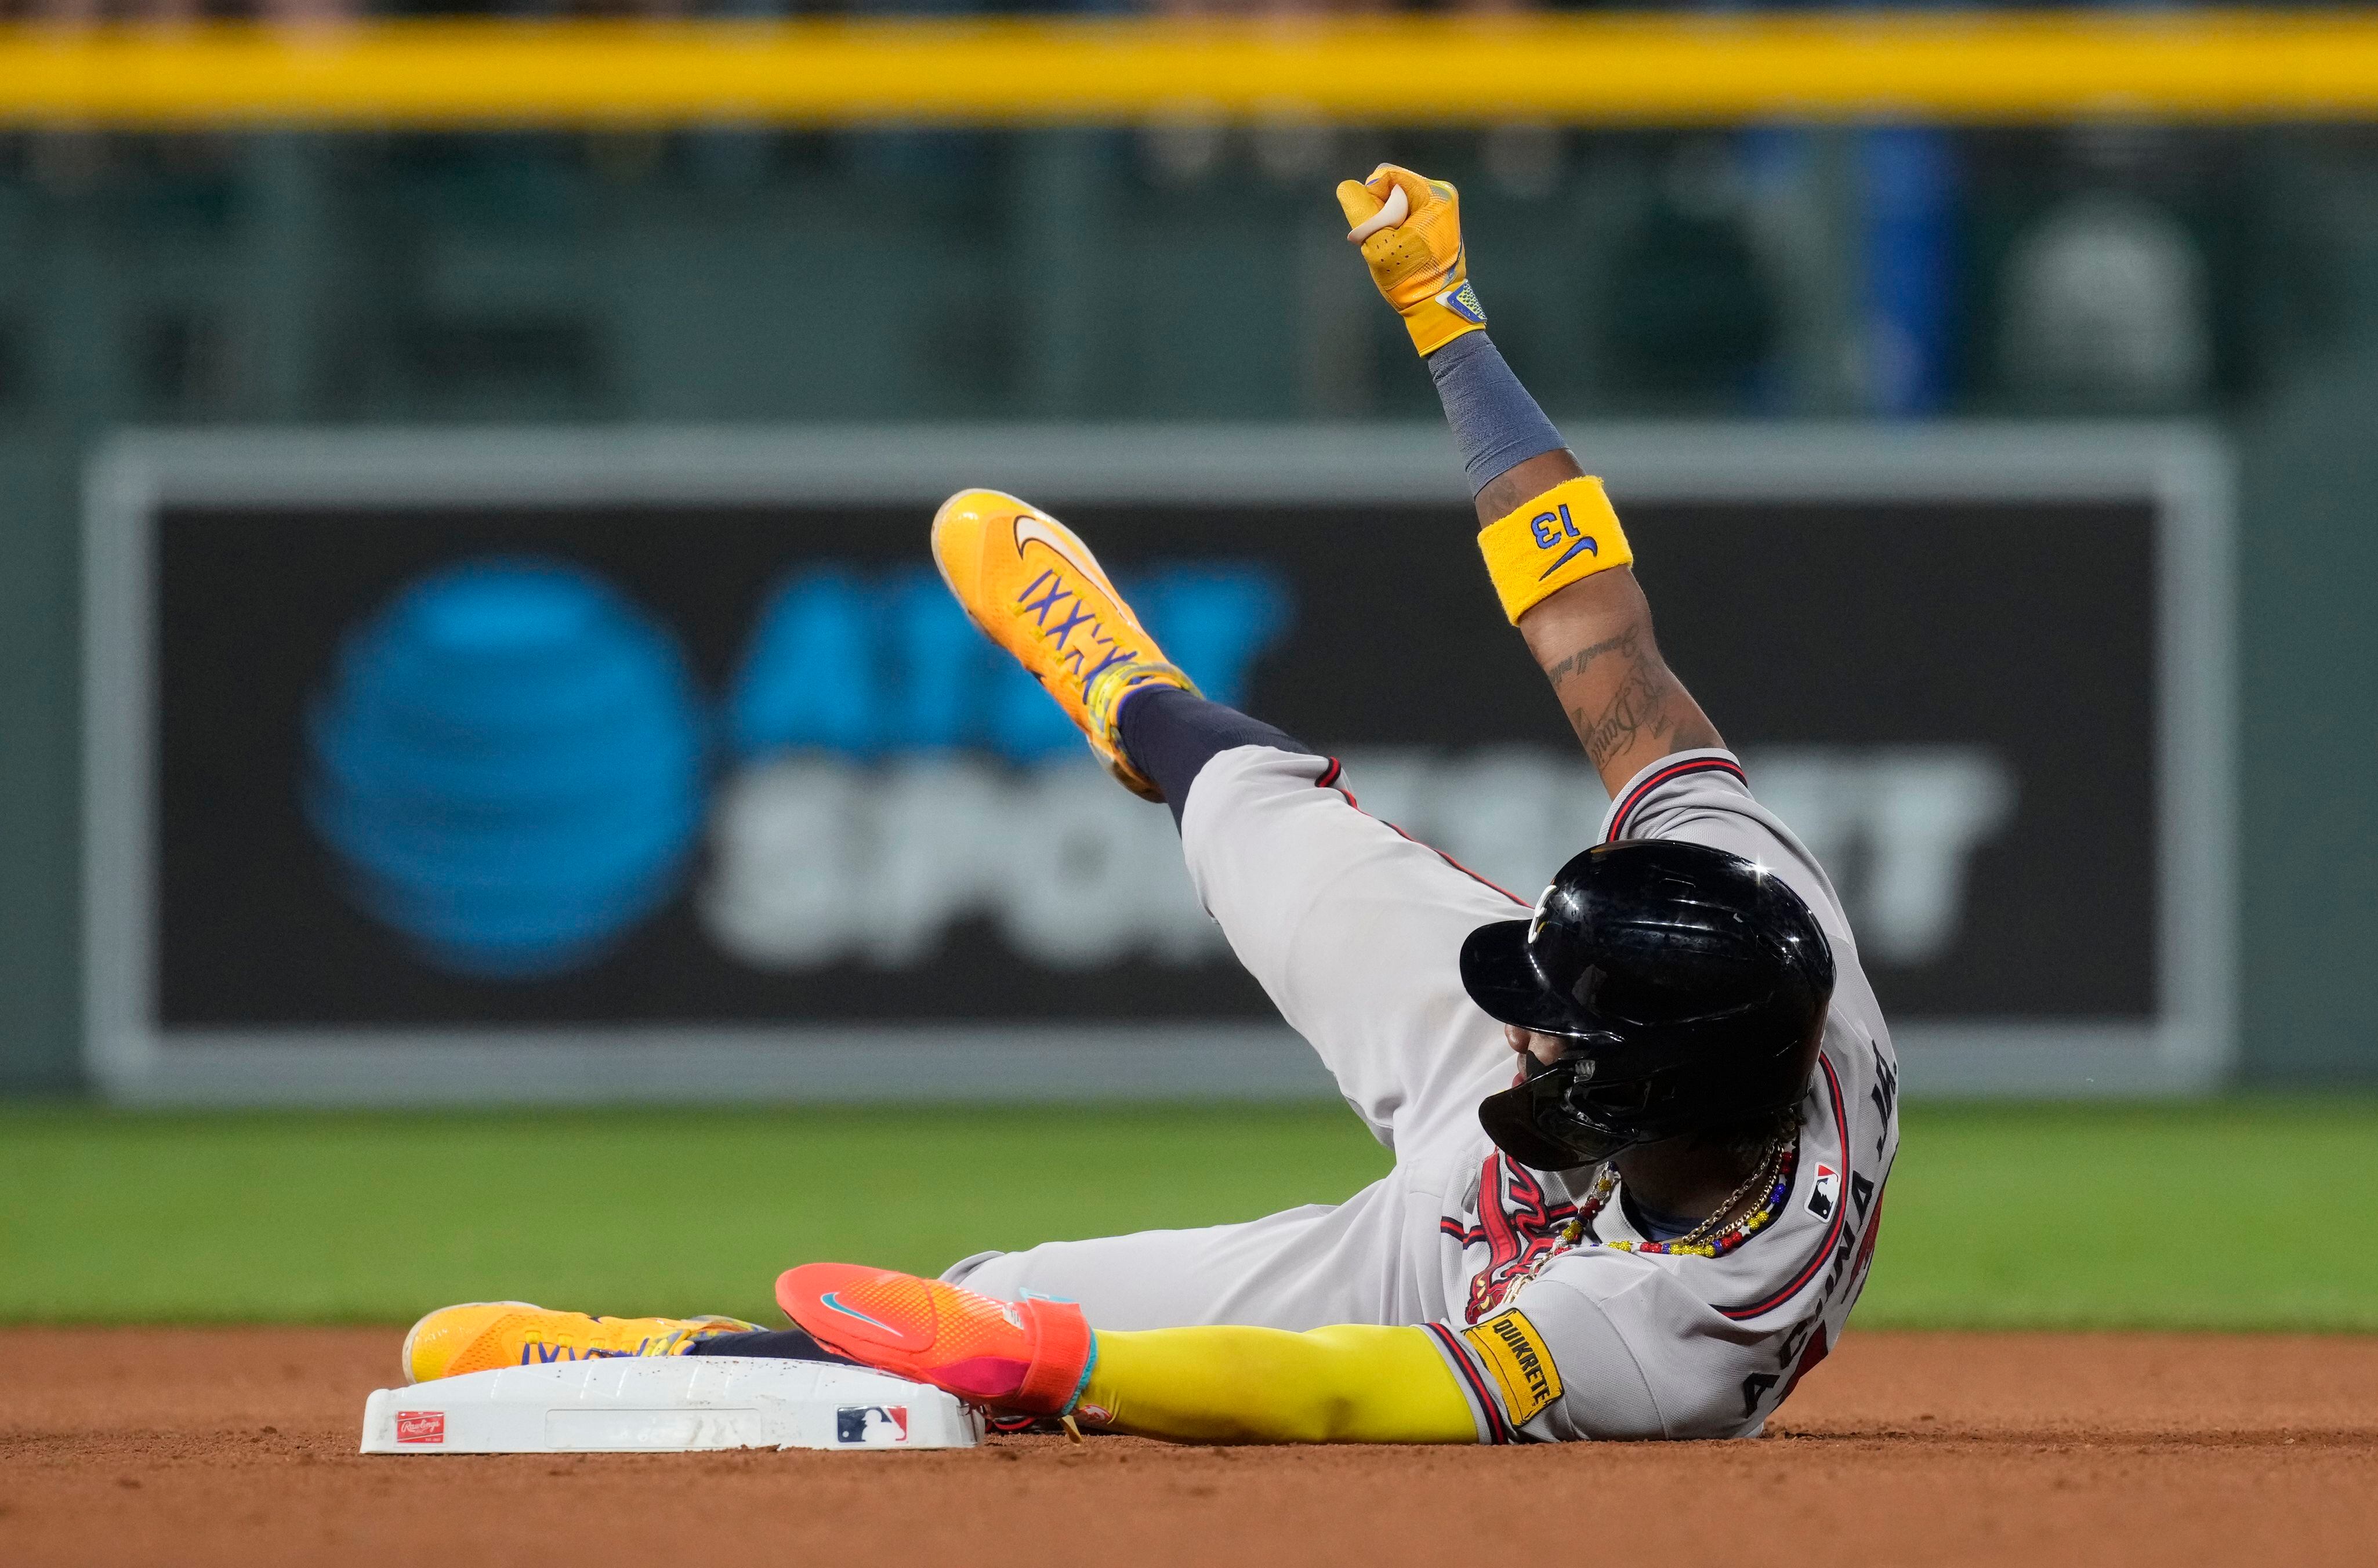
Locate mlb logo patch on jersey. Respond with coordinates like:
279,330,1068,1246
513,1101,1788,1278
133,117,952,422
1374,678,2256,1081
1806,1163,1842,1220
835,1405,909,1446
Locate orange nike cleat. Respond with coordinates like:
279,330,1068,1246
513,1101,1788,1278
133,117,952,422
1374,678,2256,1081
930,487,1198,800
400,1302,761,1384
775,1263,1094,1417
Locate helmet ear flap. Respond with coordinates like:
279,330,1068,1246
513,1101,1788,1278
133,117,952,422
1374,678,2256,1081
1478,1081,1592,1171
1462,839,1836,1170
1477,1052,1638,1171
1580,1075,1660,1116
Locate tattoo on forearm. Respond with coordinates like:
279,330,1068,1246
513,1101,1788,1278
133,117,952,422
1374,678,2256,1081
1570,656,1672,768
1539,626,1638,691
1564,648,1720,770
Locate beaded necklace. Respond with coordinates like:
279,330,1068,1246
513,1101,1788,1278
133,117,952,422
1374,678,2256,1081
1558,1135,1799,1260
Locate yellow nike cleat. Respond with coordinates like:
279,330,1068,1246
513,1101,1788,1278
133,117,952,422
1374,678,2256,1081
400,1301,763,1385
930,488,1199,800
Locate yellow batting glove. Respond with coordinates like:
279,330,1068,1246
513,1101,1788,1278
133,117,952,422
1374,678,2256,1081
1334,163,1487,357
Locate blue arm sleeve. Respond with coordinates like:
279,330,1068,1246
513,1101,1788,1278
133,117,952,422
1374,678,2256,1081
1425,332,1569,499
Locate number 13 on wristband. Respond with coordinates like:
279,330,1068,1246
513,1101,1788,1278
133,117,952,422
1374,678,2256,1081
1477,477,1634,624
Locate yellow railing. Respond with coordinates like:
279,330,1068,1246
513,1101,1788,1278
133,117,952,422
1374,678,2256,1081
3,13,2378,129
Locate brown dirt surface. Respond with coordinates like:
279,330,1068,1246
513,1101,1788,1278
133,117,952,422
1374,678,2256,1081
2,1327,2369,1567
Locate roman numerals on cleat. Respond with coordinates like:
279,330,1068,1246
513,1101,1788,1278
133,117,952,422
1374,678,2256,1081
1080,647,1139,686
516,1335,676,1366
1046,598,1097,653
1016,569,1069,626
1012,568,1135,689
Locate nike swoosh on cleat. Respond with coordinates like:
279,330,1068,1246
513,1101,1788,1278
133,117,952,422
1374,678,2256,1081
1536,534,1600,579
1012,515,1123,601
818,1291,902,1337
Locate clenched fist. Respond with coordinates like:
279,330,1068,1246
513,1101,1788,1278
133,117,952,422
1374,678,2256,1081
1335,163,1487,356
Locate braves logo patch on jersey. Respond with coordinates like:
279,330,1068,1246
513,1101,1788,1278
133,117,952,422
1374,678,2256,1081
1806,1162,1841,1221
1448,1153,1582,1323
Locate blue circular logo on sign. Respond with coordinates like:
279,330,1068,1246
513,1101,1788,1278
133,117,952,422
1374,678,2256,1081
307,559,706,978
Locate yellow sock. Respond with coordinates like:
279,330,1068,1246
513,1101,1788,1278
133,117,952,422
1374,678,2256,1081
1073,1323,1478,1445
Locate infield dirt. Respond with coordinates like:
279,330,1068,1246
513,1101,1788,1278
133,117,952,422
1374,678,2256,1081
2,1327,2368,1567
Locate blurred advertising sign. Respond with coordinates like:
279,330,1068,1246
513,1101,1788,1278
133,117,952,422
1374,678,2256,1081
83,425,2232,1102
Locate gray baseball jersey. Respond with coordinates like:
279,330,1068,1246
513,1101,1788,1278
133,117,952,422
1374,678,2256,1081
949,742,1899,1442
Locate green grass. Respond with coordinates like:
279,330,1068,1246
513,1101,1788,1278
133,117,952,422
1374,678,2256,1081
1,1099,2372,1330
1857,1099,2378,1330
0,1104,1394,1325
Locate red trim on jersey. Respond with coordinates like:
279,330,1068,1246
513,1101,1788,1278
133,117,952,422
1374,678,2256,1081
1850,1188,1886,1284
1604,754,1748,843
1310,758,1528,907
1780,1323,1831,1402
1717,1054,1851,1322
1426,1322,1513,1445
1386,821,1528,905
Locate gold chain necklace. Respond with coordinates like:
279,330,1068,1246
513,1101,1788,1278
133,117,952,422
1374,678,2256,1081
1665,1134,1792,1249
1565,1130,1797,1258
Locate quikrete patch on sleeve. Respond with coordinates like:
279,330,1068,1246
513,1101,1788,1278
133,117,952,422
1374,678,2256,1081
1460,1309,1563,1425
1477,476,1633,624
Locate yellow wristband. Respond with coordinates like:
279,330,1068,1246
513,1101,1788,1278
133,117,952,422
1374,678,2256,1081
1477,476,1633,623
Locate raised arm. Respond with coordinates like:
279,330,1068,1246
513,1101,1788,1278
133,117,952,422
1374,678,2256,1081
1336,165,1723,797
1481,451,1723,790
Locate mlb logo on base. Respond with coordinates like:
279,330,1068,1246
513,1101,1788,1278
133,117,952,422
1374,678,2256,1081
394,1411,445,1445
835,1406,909,1446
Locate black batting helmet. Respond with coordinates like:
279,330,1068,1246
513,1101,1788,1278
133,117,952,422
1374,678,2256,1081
1460,839,1835,1170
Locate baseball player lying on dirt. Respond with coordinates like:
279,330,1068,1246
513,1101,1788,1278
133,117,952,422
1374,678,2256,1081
402,165,1900,1444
